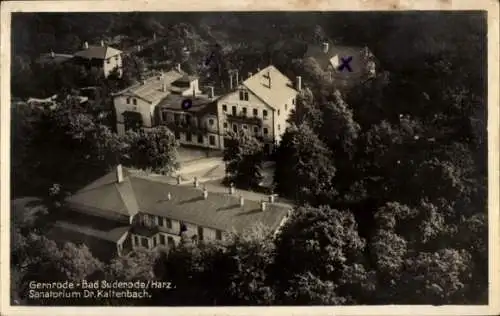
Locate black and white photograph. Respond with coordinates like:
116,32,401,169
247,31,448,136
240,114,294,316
1,0,499,314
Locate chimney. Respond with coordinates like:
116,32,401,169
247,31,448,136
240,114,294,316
260,200,267,211
257,67,261,72
162,83,167,92
248,72,253,78
100,40,105,47
167,192,172,201
322,42,329,53
208,86,214,99
177,175,182,185
295,76,302,91
50,51,55,58
153,32,157,41
116,164,124,183
83,41,89,50
194,177,199,188
239,195,244,206
234,70,239,86
141,79,146,85
176,63,181,72
268,194,275,203
229,182,235,195
268,71,272,88
203,186,208,199
229,72,233,90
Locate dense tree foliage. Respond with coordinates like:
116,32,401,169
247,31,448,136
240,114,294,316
223,130,264,189
10,11,487,306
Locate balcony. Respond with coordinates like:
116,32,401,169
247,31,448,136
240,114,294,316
164,121,209,134
226,112,263,126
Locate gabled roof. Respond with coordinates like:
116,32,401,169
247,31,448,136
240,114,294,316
113,69,185,103
65,168,140,218
73,45,122,60
304,41,374,72
239,65,298,110
66,168,291,234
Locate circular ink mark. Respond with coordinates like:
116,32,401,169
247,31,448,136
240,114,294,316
181,99,193,110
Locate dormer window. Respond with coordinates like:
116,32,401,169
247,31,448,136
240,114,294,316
126,98,130,104
239,90,249,101
133,99,137,106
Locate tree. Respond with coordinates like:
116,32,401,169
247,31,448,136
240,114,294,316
282,272,346,305
274,205,374,304
223,130,264,189
17,235,103,305
319,90,360,158
274,123,337,205
123,126,179,174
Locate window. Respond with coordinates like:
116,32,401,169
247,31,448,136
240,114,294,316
243,91,249,101
160,234,166,245
175,131,180,139
209,119,214,125
132,99,137,106
209,135,215,146
198,134,203,144
156,216,161,226
253,126,259,134
239,91,244,100
166,219,172,229
134,235,139,246
222,105,227,112
161,111,168,122
186,133,192,142
232,106,237,116
126,98,130,104
168,237,175,249
263,110,268,118
278,109,280,116
242,107,247,115
253,109,258,116
115,56,119,61
223,122,228,129
174,113,180,124
180,222,187,234
232,124,237,133
216,230,222,240
198,226,204,241
264,128,269,135
141,237,149,248
153,236,158,247
107,58,111,64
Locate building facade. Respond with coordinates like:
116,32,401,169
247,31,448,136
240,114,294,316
73,41,123,78
49,165,292,260
112,64,300,153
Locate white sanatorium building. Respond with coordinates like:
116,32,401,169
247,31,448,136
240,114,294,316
112,64,301,153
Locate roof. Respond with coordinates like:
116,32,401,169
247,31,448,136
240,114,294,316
240,65,298,110
113,69,185,103
37,53,74,64
73,45,122,60
65,168,140,218
67,168,291,234
157,93,218,115
304,42,373,72
52,211,130,243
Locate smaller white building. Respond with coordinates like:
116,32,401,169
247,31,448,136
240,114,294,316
73,41,123,78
